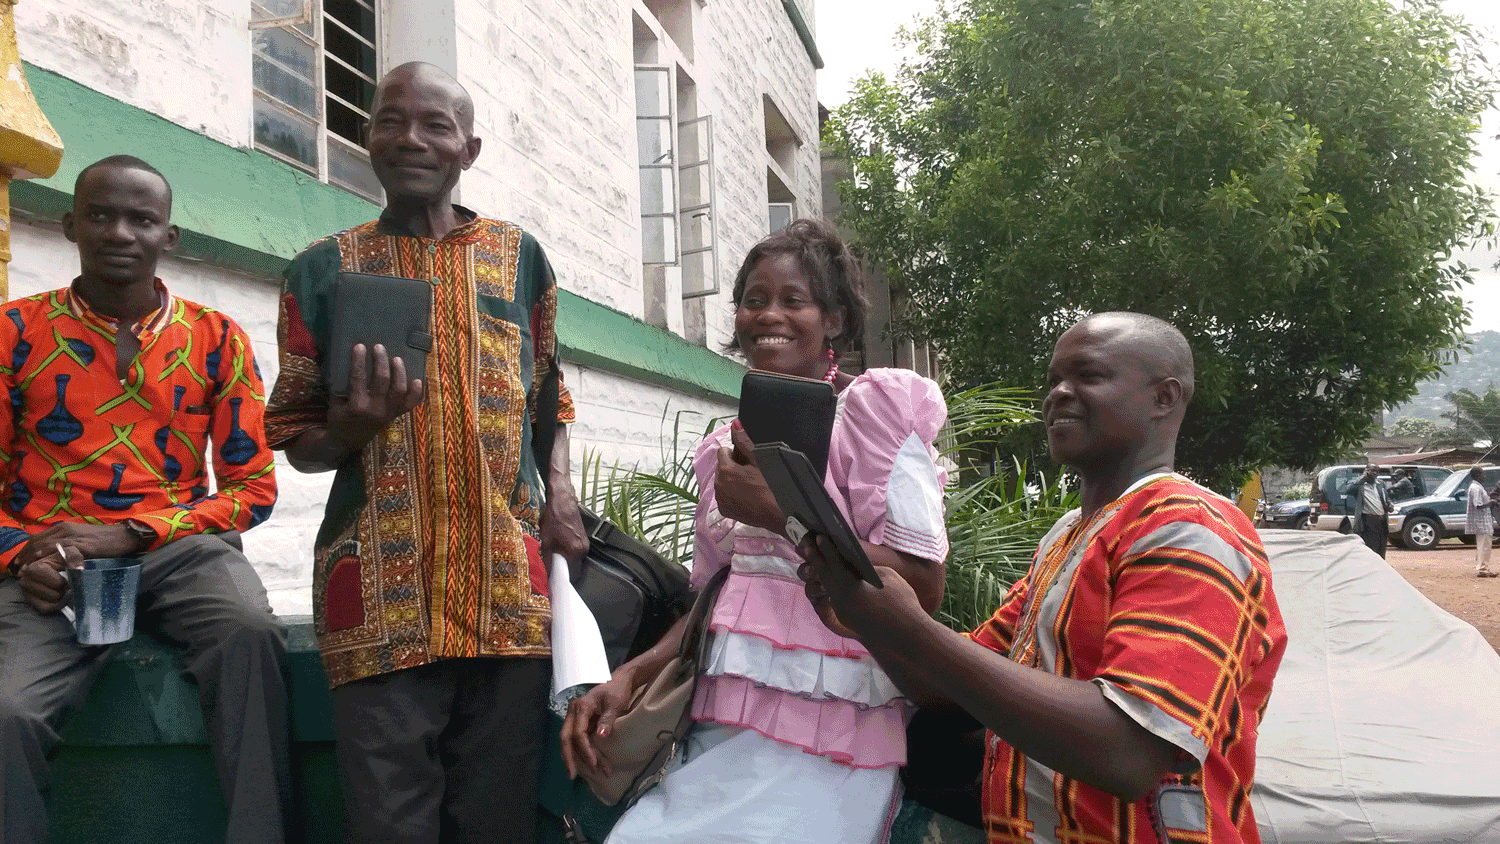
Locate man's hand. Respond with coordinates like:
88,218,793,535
539,424,588,579
13,535,92,614
540,479,588,580
326,343,425,453
287,344,426,473
797,533,926,640
715,422,785,534
16,523,142,570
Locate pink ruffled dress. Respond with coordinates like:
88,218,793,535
690,368,950,765
604,369,949,844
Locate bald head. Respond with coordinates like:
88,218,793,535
1043,311,1195,484
366,61,482,206
374,62,474,137
1074,312,1196,405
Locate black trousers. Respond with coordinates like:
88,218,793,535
331,656,551,844
1356,514,1389,559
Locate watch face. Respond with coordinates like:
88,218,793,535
125,522,154,547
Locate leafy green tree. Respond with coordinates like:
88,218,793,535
1388,417,1440,440
1436,385,1500,447
828,0,1495,490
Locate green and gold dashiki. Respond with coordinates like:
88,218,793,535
265,209,575,688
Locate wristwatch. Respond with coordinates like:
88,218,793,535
123,519,156,552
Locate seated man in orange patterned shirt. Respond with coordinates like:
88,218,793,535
0,155,290,844
801,312,1287,844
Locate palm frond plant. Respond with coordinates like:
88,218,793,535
577,409,722,569
937,384,1078,633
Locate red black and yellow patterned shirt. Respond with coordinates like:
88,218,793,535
970,474,1286,844
264,210,574,688
0,281,278,571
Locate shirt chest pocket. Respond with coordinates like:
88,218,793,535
154,385,215,478
475,294,531,377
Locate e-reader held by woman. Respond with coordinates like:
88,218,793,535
737,369,837,475
753,442,883,588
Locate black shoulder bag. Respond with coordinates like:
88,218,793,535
530,358,694,669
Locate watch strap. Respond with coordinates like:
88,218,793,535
123,519,157,551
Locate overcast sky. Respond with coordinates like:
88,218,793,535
814,0,1500,333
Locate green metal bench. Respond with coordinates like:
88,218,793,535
49,617,346,844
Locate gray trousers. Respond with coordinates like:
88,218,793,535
0,535,291,844
331,656,551,844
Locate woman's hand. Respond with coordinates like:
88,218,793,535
715,422,786,534
560,671,638,780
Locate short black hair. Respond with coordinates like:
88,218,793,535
1472,465,1486,481
728,218,868,355
1084,311,1196,403
74,155,173,211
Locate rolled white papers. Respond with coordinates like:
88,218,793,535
548,553,612,716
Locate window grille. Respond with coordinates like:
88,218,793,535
251,0,381,201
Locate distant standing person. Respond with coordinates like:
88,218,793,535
1345,464,1391,558
1467,466,1494,577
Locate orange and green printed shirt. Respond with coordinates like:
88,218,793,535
0,281,277,572
264,209,575,688
970,474,1286,844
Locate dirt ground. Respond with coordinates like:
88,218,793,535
1384,540,1500,652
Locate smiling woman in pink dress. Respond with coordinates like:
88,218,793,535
561,219,950,844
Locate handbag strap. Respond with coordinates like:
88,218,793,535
678,564,732,665
608,563,732,815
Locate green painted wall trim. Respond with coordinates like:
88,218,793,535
12,63,742,404
781,0,825,70
557,290,743,403
14,63,380,277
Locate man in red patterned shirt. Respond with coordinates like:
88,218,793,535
0,156,289,843
802,312,1286,844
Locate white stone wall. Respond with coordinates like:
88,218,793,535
452,0,824,347
16,0,252,149
698,0,824,347
456,0,643,315
7,0,819,611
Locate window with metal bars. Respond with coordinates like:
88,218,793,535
250,0,382,201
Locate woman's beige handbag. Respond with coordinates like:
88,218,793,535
581,565,732,807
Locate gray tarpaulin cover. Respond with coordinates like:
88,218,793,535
1253,530,1500,844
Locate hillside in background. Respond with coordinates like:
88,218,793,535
1387,330,1500,424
